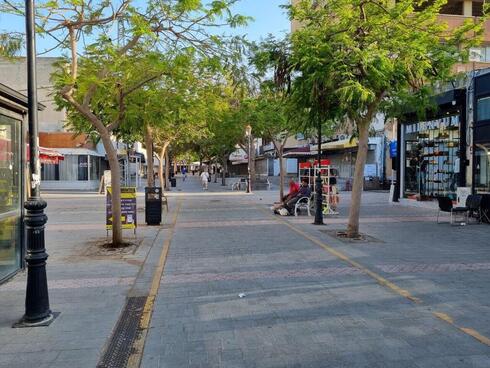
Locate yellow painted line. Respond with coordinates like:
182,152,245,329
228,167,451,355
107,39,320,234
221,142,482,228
261,207,490,348
127,200,182,368
459,328,490,346
270,213,422,304
433,313,490,346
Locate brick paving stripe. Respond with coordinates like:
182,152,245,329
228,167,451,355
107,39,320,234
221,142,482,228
162,267,362,283
0,277,134,291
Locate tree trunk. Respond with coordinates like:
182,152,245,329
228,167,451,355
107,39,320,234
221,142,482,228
101,134,123,246
221,153,227,186
165,150,171,191
145,125,154,188
158,142,169,189
278,147,285,202
249,137,256,191
347,119,370,238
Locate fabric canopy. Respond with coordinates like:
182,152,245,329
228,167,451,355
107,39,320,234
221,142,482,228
26,145,65,164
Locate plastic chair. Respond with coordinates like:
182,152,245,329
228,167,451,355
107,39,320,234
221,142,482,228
437,196,453,224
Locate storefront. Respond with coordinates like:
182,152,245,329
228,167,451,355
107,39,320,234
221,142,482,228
472,73,490,216
398,89,467,201
0,83,28,283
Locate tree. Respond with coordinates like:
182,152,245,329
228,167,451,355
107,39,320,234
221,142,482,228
3,0,247,246
290,0,485,237
250,36,301,201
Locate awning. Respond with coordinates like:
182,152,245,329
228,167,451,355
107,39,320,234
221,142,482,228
26,145,65,164
40,147,64,164
55,148,105,157
320,138,358,151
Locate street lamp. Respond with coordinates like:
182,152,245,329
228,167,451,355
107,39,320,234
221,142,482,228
314,119,324,225
245,124,252,193
15,0,53,327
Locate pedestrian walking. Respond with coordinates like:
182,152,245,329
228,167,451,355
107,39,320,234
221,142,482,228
182,167,188,182
200,170,209,190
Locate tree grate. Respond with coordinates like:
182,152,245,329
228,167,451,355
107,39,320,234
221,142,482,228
97,296,147,368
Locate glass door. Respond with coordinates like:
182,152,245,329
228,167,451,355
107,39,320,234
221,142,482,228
0,114,22,282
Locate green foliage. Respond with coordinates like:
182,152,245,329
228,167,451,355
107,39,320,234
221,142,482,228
0,33,21,58
288,0,486,123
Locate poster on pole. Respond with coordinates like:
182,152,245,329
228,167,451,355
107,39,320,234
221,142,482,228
106,186,137,231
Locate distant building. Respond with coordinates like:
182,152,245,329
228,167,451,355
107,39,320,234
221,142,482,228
0,57,121,190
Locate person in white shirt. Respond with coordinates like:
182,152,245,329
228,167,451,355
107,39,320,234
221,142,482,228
200,171,209,190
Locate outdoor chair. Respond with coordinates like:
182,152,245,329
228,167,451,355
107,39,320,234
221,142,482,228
451,194,484,225
436,196,454,224
438,195,484,225
294,196,312,217
466,195,484,224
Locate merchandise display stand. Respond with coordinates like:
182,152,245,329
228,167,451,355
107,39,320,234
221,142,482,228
299,159,339,215
404,115,460,199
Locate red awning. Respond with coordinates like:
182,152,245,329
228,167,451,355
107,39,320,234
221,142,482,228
40,147,64,164
26,145,65,164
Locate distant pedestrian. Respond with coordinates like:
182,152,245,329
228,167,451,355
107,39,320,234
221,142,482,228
182,167,188,182
200,171,209,190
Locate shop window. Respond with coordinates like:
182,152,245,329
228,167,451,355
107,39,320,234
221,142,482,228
90,156,101,181
477,96,490,122
78,155,88,181
0,115,21,213
0,215,21,282
41,163,59,181
475,144,490,194
0,114,21,281
404,115,461,199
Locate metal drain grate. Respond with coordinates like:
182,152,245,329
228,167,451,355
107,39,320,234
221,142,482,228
97,296,147,368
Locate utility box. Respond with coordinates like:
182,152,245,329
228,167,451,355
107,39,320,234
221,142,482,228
170,178,177,187
145,187,162,225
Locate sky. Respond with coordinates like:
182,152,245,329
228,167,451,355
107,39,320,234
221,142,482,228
0,0,291,57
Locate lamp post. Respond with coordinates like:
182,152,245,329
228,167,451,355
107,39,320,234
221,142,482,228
314,119,324,225
245,124,252,193
15,0,53,327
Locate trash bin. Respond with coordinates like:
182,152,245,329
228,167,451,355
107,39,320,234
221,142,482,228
145,187,162,225
170,178,177,187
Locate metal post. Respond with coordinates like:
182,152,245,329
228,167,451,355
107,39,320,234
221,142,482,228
245,125,252,194
15,0,54,327
247,133,252,193
314,120,324,225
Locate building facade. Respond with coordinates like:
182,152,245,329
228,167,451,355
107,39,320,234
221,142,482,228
394,69,490,217
0,58,107,190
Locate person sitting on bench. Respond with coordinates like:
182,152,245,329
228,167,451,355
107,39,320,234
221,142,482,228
283,178,300,202
284,179,311,214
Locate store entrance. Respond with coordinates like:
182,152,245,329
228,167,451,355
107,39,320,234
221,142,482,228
0,114,22,282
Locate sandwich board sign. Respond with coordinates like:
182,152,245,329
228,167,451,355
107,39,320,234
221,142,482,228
106,186,137,234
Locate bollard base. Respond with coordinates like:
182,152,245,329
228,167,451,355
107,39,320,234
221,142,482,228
13,311,59,328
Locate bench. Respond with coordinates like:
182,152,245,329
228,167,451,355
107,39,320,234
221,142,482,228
294,196,312,217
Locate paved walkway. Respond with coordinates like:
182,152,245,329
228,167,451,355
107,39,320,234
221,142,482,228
141,176,490,367
0,175,489,367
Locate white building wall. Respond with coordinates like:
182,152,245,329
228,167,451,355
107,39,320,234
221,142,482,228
0,57,66,132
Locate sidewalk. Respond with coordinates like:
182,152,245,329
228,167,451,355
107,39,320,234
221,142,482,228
1,176,489,367
0,192,170,368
